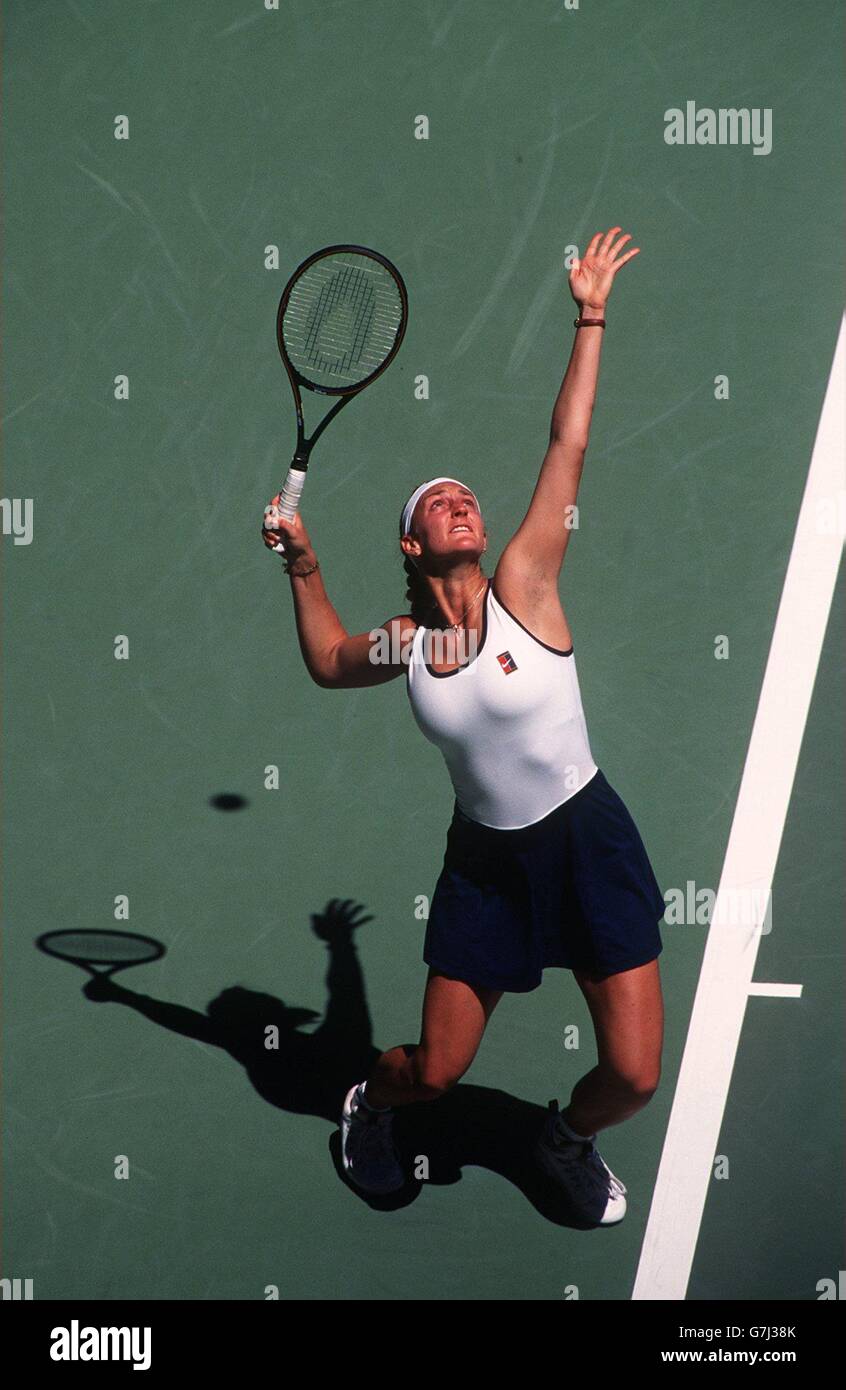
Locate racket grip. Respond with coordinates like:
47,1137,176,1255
277,464,307,523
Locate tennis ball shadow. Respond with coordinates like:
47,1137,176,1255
209,793,249,811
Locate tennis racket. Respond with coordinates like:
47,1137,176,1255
37,929,165,979
270,244,408,552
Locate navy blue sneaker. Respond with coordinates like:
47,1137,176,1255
534,1100,627,1225
340,1083,405,1194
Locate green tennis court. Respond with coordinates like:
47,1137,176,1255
2,0,843,1302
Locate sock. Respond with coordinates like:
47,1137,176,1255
357,1082,391,1114
558,1113,595,1143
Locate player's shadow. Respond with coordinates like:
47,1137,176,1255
78,899,596,1227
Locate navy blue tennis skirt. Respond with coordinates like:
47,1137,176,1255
423,768,665,993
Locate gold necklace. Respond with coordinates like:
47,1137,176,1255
446,576,488,631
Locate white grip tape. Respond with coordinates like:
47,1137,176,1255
272,466,307,553
278,466,306,521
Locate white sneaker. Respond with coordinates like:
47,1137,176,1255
534,1100,628,1225
340,1083,405,1194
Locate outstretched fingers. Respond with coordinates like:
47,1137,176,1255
599,225,622,254
583,227,640,266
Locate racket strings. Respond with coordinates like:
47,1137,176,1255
305,266,375,373
304,262,375,376
340,265,378,371
282,252,405,389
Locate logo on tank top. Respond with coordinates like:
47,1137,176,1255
496,650,519,674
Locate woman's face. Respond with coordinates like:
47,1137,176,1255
402,482,486,566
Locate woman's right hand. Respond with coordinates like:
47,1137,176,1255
261,494,314,564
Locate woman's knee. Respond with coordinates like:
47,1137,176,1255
601,1060,661,1104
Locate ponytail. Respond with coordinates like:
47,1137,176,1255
402,552,438,626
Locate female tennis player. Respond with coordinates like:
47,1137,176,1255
262,227,664,1226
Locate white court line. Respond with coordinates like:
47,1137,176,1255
632,315,845,1301
747,983,803,998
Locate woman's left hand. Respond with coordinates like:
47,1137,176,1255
569,226,640,310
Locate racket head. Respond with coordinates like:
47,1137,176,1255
36,929,165,976
276,244,408,398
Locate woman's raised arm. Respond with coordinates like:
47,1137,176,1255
496,227,640,588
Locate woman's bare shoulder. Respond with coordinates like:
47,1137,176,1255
491,555,573,652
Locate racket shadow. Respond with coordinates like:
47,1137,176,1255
43,905,593,1228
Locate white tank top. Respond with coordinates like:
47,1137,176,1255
406,580,598,829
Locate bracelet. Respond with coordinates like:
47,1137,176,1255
284,557,320,577
574,316,606,328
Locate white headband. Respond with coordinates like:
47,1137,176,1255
400,476,479,539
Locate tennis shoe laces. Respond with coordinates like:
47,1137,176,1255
534,1099,628,1225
